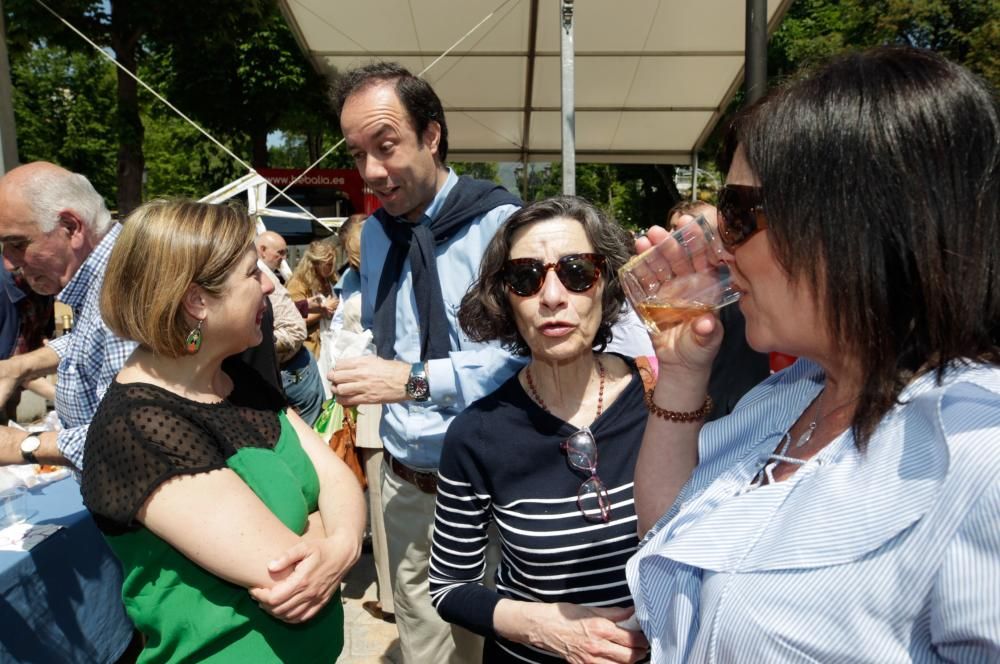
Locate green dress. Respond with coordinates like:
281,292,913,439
81,363,344,663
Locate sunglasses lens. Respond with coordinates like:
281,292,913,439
578,476,611,523
557,255,600,292
564,429,597,471
718,185,763,251
504,262,545,296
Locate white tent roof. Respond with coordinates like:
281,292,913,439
279,0,793,165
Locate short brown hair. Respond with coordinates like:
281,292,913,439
459,197,634,356
101,200,256,358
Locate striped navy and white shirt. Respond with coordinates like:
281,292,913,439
628,359,1000,663
430,358,647,663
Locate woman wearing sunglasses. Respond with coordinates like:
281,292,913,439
627,47,1000,663
429,197,652,663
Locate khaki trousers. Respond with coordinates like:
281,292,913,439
361,448,393,612
381,459,484,664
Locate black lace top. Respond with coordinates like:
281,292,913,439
81,359,287,535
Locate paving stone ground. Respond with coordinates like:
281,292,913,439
338,549,401,663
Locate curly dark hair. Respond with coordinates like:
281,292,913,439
459,196,634,356
332,61,449,163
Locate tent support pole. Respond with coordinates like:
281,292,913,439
0,0,20,173
691,152,699,201
560,0,575,196
746,0,767,103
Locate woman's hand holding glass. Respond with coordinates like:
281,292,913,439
632,222,726,378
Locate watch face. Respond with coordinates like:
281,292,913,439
21,436,41,453
407,375,430,401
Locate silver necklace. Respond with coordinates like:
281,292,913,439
791,391,826,449
790,388,857,449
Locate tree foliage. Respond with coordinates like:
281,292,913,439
512,162,680,231
770,0,1000,88
3,0,338,211
9,43,117,206
451,161,500,184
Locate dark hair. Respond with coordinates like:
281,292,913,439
333,62,449,162
459,196,634,356
723,46,1000,447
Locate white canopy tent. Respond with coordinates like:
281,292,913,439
277,0,794,168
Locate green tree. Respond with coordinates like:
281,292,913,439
142,113,244,200
4,0,334,212
451,161,500,183
769,0,1000,87
513,162,679,231
9,43,117,206
146,4,336,170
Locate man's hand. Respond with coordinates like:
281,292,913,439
249,531,362,624
328,356,411,406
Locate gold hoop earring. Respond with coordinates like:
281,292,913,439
185,319,204,354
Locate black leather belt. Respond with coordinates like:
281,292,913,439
388,454,438,494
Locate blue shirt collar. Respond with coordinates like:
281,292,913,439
416,168,457,225
59,223,122,310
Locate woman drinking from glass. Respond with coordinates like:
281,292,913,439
430,197,653,664
628,47,1000,663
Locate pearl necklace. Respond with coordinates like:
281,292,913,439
525,358,606,419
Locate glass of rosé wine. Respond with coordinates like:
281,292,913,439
619,215,741,334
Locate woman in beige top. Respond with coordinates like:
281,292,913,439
287,240,339,357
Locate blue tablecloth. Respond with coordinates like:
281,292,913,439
0,475,134,663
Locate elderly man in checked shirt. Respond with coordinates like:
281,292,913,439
0,162,137,470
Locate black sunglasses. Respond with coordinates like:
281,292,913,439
503,253,606,297
717,184,768,252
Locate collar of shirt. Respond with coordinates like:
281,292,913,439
59,223,123,313
383,168,457,226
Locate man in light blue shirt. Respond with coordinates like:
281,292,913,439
328,62,522,664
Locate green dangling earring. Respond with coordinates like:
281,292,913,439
185,319,204,354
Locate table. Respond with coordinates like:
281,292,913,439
0,475,134,663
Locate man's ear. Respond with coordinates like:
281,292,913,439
58,211,86,247
181,283,208,323
422,120,442,156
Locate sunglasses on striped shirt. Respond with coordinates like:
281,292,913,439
561,426,611,523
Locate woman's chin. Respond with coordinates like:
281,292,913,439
528,338,591,363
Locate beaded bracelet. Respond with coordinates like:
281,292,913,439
644,389,713,422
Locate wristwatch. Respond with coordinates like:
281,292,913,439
405,362,431,402
20,435,41,465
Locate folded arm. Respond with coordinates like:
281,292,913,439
138,467,308,591
248,410,366,622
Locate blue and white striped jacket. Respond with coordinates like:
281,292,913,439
627,359,1000,663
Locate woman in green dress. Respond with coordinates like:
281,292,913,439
81,200,366,663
